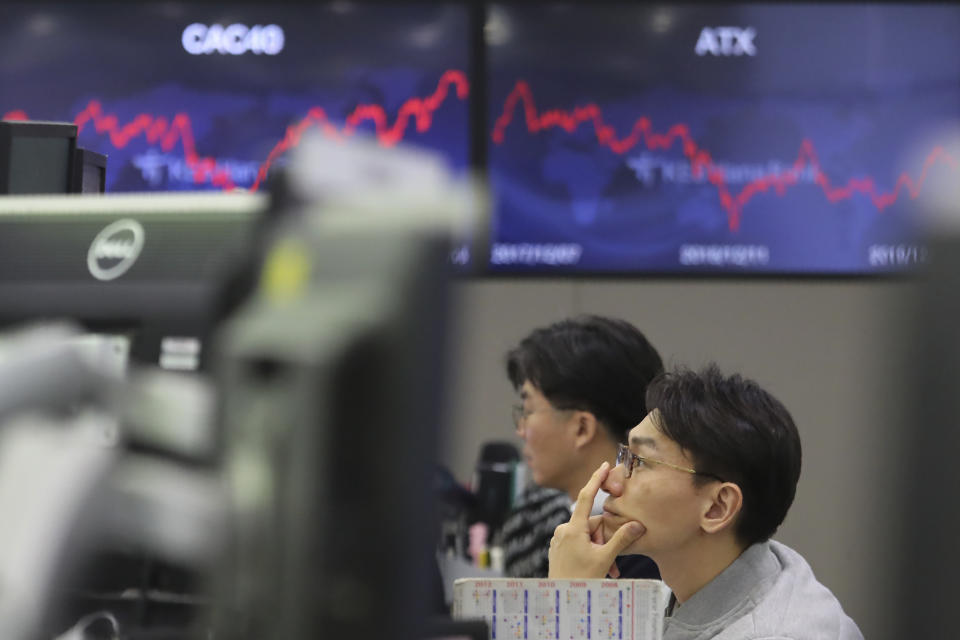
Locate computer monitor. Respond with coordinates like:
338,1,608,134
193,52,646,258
214,197,456,640
0,121,77,194
0,2,470,193
0,191,266,369
486,3,960,274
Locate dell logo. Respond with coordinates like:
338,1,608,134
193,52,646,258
87,219,145,282
182,23,285,56
695,27,756,57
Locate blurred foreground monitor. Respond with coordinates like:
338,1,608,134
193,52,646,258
213,132,474,639
893,130,960,639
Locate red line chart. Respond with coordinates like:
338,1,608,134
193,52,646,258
2,69,470,192
491,79,959,231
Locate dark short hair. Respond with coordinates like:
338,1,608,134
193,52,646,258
645,365,802,546
506,315,663,441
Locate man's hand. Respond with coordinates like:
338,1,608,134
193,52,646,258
548,462,645,579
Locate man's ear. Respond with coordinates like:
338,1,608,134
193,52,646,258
701,482,743,535
572,412,600,449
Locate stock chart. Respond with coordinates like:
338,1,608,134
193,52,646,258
487,4,960,273
5,3,959,274
0,3,470,192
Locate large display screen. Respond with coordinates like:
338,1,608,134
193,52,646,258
487,4,960,274
0,2,470,193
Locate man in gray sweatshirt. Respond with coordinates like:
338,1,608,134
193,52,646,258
548,365,863,640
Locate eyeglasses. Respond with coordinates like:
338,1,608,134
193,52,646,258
511,404,528,428
615,443,723,481
511,403,571,429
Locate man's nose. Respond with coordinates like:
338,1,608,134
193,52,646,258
602,460,625,496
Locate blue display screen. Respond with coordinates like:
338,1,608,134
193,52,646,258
0,2,470,193
486,4,960,274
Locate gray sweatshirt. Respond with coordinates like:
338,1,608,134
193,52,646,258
663,540,863,640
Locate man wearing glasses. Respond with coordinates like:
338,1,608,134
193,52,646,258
499,315,663,579
548,365,863,639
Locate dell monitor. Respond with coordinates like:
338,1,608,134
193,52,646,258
0,191,266,370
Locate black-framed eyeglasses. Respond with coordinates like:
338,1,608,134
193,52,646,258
615,443,724,482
